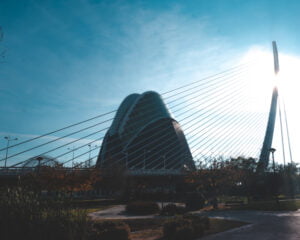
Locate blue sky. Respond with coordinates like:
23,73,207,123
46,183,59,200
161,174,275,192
1,0,299,165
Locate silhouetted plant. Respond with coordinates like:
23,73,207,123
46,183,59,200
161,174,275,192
125,201,159,215
163,215,210,240
0,187,88,240
89,221,131,240
160,203,186,216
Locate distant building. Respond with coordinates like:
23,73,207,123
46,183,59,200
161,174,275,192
96,91,195,173
22,155,59,168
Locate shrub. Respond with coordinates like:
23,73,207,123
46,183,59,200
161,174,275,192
174,226,195,240
183,215,210,237
163,218,193,240
163,215,210,240
185,193,205,211
0,187,88,240
160,203,186,216
90,221,131,240
125,201,159,215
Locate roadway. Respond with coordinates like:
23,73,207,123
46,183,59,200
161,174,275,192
88,205,300,239
201,210,300,240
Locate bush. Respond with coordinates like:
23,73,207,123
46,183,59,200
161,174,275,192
0,187,88,240
160,203,186,216
163,215,210,240
185,193,205,211
90,221,131,240
163,218,194,240
184,215,210,237
125,201,159,215
175,226,195,240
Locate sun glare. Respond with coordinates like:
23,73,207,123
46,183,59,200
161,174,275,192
236,48,275,113
236,47,300,163
240,48,300,164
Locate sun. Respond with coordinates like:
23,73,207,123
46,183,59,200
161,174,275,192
236,47,276,113
239,47,300,164
240,47,300,102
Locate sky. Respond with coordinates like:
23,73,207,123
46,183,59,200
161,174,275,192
0,0,299,166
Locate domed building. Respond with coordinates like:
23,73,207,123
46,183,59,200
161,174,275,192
21,155,59,168
96,91,195,173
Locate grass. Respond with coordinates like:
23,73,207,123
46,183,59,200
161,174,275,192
96,217,247,240
85,206,113,213
70,198,116,214
78,205,113,214
235,199,300,211
204,218,247,236
131,227,163,240
94,218,166,231
71,198,118,207
70,205,113,214
203,197,300,212
219,196,248,204
0,188,89,240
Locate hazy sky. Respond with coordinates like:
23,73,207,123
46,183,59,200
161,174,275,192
0,0,299,165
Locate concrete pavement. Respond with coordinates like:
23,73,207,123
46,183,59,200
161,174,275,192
200,210,300,240
88,205,158,220
88,205,300,239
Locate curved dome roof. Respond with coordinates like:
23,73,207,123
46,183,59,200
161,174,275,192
106,91,171,144
119,91,171,145
109,93,140,135
97,91,195,171
22,155,58,168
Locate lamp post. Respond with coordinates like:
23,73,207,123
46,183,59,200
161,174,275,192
68,146,75,168
269,147,276,173
88,144,92,168
87,145,97,167
4,136,18,168
35,156,43,174
269,147,279,205
91,145,97,167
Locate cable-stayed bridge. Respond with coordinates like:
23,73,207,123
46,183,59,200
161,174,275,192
0,42,293,176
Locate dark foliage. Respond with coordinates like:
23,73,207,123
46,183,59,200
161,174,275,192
125,201,159,215
89,221,131,240
164,218,193,240
0,187,88,240
185,192,205,211
163,215,210,240
160,203,186,216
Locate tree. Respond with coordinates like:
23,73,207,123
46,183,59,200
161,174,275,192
185,156,262,206
21,166,102,196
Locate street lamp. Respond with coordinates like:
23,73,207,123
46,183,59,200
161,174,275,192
88,144,92,168
269,147,279,205
91,145,98,167
87,144,97,167
35,156,44,174
4,136,18,168
68,146,75,168
269,147,276,173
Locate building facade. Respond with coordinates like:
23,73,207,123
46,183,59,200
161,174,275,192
96,91,195,172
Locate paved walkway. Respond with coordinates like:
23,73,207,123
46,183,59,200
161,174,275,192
89,205,300,239
200,210,300,240
88,202,183,220
88,205,158,220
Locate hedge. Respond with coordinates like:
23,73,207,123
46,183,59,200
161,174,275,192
125,201,159,215
163,215,210,240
